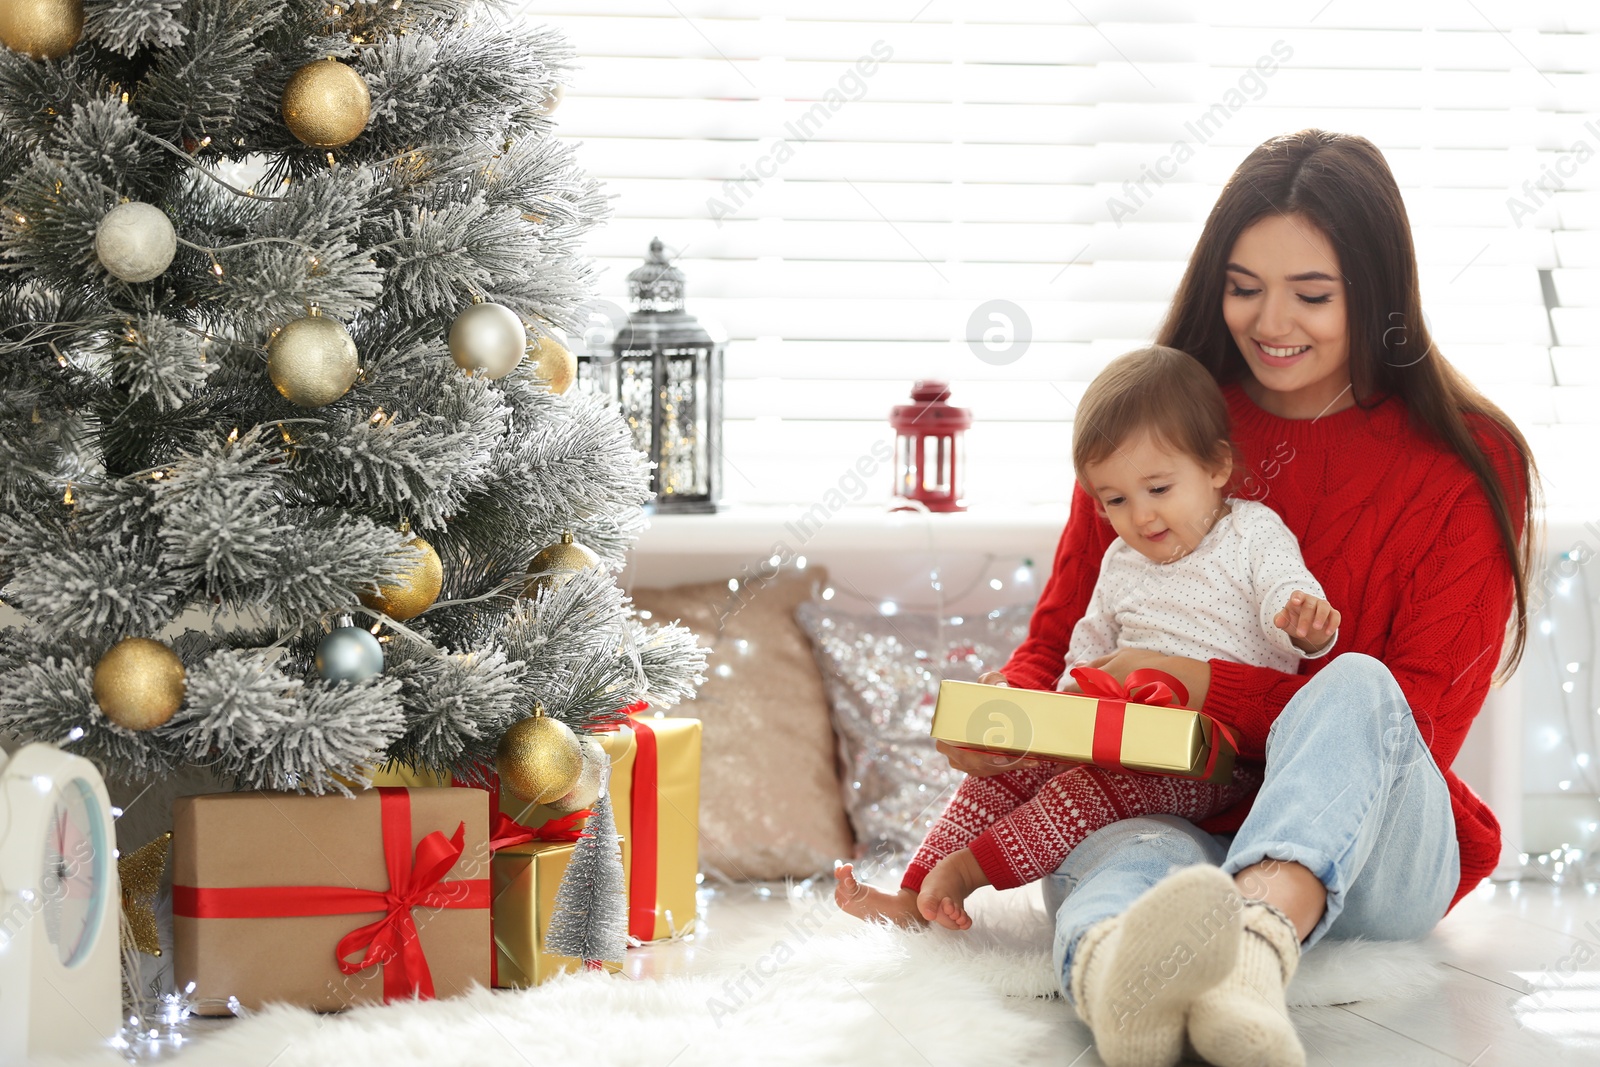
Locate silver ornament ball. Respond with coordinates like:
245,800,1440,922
449,300,526,380
95,202,177,283
316,623,384,682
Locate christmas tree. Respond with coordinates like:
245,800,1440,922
0,1,705,795
545,782,628,967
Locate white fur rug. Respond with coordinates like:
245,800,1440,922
49,884,1444,1067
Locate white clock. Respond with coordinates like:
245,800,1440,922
0,742,122,1061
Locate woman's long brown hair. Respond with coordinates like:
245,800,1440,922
1156,128,1541,681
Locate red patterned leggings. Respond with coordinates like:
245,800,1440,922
900,761,1262,893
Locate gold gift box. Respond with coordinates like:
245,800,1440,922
930,680,1235,784
499,719,702,943
493,841,622,987
375,717,703,946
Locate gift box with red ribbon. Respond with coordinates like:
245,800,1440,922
486,809,626,986
171,788,491,1013
491,836,616,986
500,706,702,944
371,704,702,948
440,776,623,986
929,667,1237,784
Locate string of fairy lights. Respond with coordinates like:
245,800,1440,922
1542,547,1598,795
1514,541,1600,887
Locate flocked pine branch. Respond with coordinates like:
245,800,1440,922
381,641,524,781
627,613,709,712
84,0,190,59
0,639,176,777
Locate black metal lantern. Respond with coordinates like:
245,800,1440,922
578,238,723,514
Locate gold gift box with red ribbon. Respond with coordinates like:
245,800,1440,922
499,712,702,944
171,788,491,1013
491,834,624,987
372,709,702,951
929,668,1237,784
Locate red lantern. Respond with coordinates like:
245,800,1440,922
890,380,971,512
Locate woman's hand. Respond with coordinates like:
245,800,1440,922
1081,649,1212,709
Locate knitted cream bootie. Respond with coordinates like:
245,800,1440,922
1185,898,1307,1067
1067,865,1243,1067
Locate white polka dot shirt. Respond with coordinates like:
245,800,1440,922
1058,497,1336,688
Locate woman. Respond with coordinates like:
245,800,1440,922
941,129,1539,1067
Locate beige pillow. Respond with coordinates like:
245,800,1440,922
631,567,854,881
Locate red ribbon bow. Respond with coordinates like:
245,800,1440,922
488,808,593,851
172,788,489,1003
1066,665,1235,781
1068,665,1189,707
450,771,593,852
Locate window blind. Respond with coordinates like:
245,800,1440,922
526,1,1600,509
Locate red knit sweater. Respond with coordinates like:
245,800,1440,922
1001,382,1526,912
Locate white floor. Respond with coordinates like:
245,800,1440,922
631,876,1600,1067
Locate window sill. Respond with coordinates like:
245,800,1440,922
632,502,1069,556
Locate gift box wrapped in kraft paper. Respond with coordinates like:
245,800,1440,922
171,788,490,1013
500,713,702,944
930,667,1237,784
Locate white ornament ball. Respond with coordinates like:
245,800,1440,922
545,738,608,814
95,202,177,283
449,300,526,380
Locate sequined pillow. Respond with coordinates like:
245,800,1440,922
795,599,1034,861
631,568,856,882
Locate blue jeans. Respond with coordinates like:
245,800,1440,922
1043,653,1461,1003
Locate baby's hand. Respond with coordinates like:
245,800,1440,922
1275,592,1339,654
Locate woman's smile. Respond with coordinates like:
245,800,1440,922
1252,339,1311,366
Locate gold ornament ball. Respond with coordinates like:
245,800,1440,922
0,0,83,60
545,737,608,814
523,530,601,597
496,709,584,804
528,334,576,395
361,536,444,621
449,299,526,380
93,637,186,731
282,58,372,148
268,307,359,408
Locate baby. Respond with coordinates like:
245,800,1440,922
836,344,1340,929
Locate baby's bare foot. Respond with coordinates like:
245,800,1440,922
916,848,990,931
833,864,928,927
